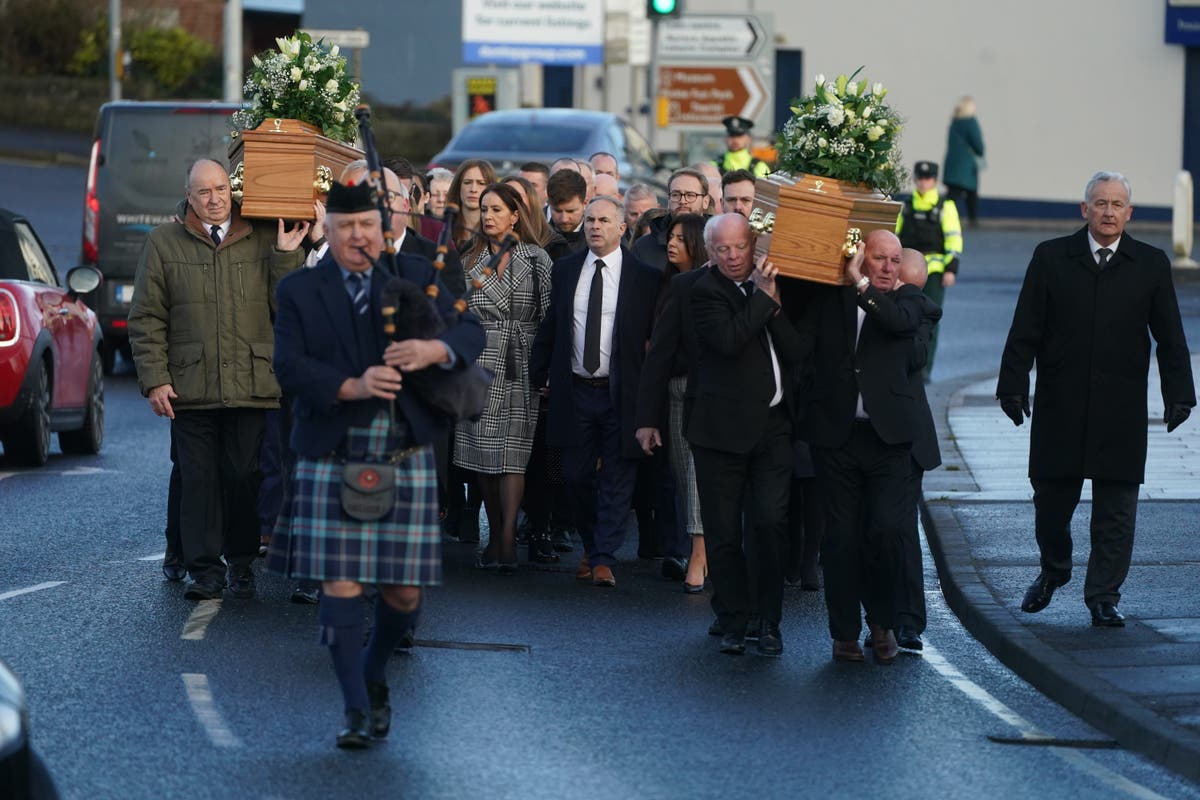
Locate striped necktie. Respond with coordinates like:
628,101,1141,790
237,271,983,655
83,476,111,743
346,272,369,316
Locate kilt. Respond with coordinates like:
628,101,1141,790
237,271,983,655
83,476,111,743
265,413,442,585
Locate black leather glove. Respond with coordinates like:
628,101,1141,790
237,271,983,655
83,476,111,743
999,395,1030,427
1165,403,1192,433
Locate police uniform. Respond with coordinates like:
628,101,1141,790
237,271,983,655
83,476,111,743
895,160,962,378
715,115,770,178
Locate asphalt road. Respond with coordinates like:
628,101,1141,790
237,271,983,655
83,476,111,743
2,158,1199,798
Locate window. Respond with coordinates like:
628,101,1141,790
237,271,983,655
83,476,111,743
14,222,58,286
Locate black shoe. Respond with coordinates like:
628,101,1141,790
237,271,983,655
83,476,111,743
1021,573,1065,613
660,556,687,582
394,627,415,651
551,528,574,552
719,632,746,655
162,552,186,582
757,623,783,656
745,614,763,642
707,618,723,637
336,709,372,749
366,682,392,739
1089,601,1125,628
527,530,561,564
290,584,320,605
896,626,923,651
227,565,256,600
183,575,223,601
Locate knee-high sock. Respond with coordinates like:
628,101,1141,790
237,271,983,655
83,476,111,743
364,596,420,684
319,595,369,712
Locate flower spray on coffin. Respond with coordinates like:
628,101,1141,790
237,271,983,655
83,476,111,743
228,32,364,220
753,68,906,284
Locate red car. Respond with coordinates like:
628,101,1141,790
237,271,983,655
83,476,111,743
0,209,105,466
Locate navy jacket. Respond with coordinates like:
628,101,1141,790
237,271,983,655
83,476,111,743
530,245,660,459
273,252,485,458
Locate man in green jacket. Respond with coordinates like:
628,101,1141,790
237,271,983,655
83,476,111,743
128,158,309,601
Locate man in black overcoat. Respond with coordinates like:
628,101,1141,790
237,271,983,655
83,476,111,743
997,171,1195,627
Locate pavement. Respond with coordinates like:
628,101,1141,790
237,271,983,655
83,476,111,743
921,355,1200,783
0,124,91,166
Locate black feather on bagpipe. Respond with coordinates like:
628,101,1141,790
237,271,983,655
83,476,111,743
355,105,494,422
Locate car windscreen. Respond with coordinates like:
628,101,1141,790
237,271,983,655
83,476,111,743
97,108,235,273
451,122,592,154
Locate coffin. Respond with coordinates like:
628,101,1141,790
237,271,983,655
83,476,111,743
227,118,363,221
751,172,902,285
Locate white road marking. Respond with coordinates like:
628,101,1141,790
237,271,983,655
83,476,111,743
181,599,222,640
0,472,15,481
137,553,166,562
181,673,243,749
59,466,112,476
0,581,66,601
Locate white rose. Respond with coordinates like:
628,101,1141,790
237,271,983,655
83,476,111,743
298,79,308,91
290,66,302,81
867,126,884,141
826,107,844,127
817,137,828,149
324,79,337,93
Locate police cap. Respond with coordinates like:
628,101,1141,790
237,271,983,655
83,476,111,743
913,161,939,179
722,116,754,136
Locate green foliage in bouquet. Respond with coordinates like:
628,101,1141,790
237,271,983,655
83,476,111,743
775,68,907,197
231,32,360,144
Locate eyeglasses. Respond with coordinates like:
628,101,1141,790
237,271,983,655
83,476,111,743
385,190,407,204
668,191,703,203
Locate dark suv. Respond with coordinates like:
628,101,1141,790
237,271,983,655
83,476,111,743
80,101,240,373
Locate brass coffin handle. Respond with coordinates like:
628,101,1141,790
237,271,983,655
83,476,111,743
842,227,863,257
748,208,775,235
314,165,333,194
229,162,245,202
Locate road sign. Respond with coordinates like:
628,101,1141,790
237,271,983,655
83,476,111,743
300,28,370,49
461,0,604,65
657,65,767,126
657,15,765,61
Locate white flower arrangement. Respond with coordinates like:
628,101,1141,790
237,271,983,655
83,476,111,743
231,32,360,144
776,68,907,196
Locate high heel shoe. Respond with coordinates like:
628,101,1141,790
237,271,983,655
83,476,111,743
682,565,708,594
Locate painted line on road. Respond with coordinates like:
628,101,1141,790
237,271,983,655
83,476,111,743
181,673,243,749
0,472,15,481
922,644,1167,799
0,581,66,601
181,599,222,640
137,553,166,562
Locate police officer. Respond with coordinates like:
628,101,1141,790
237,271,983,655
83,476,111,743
895,160,963,381
715,116,769,178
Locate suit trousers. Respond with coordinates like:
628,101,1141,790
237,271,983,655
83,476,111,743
165,426,182,558
172,408,266,580
921,273,946,380
814,422,911,640
894,461,926,632
691,404,793,633
562,380,639,568
1031,477,1139,607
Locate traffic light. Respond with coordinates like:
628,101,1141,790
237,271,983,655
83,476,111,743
647,0,680,19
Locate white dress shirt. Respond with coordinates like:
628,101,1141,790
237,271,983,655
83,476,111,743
1087,231,1122,264
854,305,869,420
572,247,622,377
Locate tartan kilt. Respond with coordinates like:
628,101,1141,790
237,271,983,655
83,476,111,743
265,414,442,586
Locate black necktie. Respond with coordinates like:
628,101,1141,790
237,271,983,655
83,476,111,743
210,225,222,246
1097,247,1112,269
583,259,605,375
740,282,753,298
346,272,369,316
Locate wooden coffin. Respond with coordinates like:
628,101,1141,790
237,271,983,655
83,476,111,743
227,118,363,221
751,172,902,285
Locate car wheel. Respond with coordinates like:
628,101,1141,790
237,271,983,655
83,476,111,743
60,349,104,455
8,359,51,466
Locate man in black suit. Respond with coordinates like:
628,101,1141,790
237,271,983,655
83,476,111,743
685,213,806,656
799,230,937,664
998,171,1194,627
531,196,660,587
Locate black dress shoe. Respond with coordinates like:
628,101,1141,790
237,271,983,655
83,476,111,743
719,632,746,655
366,682,392,739
527,530,560,563
757,623,783,656
551,528,574,552
290,583,320,605
183,575,223,601
162,552,186,582
1090,601,1126,628
1021,573,1065,613
744,614,762,642
336,709,372,749
896,626,924,651
660,557,687,581
707,618,723,637
226,565,256,600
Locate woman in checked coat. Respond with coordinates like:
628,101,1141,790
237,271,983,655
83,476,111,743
453,182,553,571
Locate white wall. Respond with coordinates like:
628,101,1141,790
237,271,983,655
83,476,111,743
665,0,1184,207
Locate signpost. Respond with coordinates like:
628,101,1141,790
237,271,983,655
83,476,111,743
461,0,604,65
653,14,774,134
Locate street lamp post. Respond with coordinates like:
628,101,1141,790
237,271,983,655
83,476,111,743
109,0,121,102
224,0,243,103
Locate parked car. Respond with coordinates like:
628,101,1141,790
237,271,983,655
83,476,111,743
81,101,240,373
0,658,58,799
0,209,105,466
427,108,669,192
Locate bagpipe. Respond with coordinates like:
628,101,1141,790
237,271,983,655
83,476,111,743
352,105,496,422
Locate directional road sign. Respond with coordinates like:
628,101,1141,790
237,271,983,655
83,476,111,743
300,28,371,49
657,65,767,126
656,15,766,61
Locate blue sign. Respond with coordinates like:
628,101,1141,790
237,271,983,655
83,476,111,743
463,42,603,65
1166,0,1200,45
